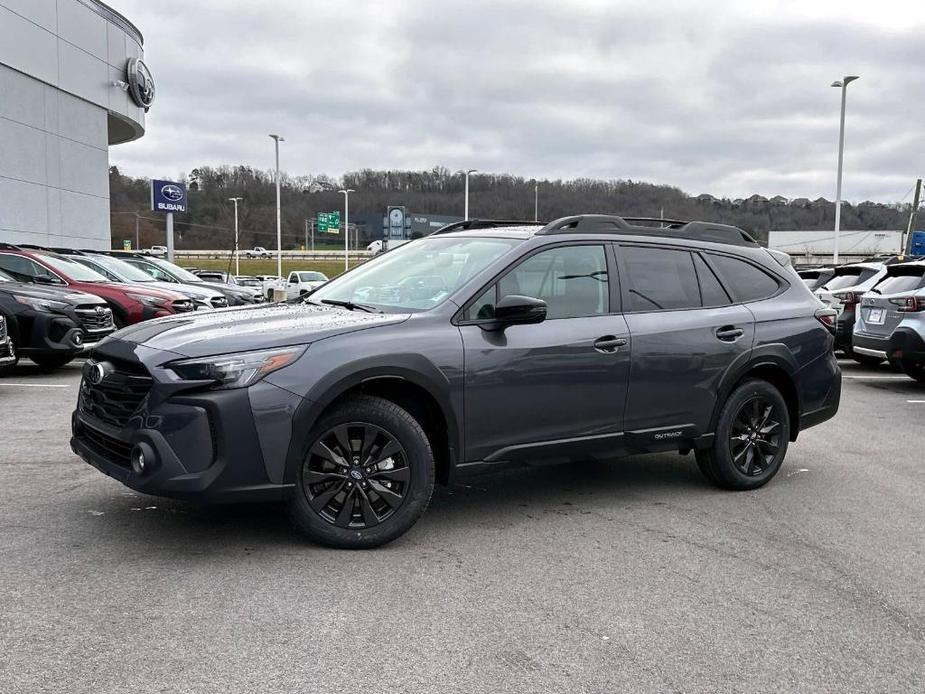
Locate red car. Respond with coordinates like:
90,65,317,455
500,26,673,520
0,245,194,327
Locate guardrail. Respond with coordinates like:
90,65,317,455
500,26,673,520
172,250,375,260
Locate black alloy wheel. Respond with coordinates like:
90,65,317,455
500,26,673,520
728,396,783,477
288,395,435,548
301,422,410,529
695,379,790,490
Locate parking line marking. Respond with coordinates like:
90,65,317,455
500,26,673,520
0,383,71,388
842,375,908,380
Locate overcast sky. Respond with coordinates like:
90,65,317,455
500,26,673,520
109,0,925,202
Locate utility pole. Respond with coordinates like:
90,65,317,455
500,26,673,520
533,181,538,222
269,134,284,278
229,197,243,275
134,213,140,250
904,178,922,255
831,75,859,265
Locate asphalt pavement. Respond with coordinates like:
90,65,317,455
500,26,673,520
0,358,923,693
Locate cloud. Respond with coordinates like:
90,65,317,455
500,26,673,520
109,0,925,202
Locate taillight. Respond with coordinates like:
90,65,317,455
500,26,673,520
841,292,859,306
899,296,924,313
815,308,837,330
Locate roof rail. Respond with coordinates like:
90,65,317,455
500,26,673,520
15,243,55,252
536,214,758,247
0,242,22,250
430,218,542,235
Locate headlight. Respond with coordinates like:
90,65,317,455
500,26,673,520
167,346,306,390
126,292,168,308
14,295,68,313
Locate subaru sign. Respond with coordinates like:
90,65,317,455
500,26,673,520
150,180,187,213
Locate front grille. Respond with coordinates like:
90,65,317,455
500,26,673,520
210,296,229,309
79,365,153,428
75,305,114,333
80,423,132,468
172,300,195,313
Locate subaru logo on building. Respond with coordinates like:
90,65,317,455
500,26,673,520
126,58,155,111
161,185,184,202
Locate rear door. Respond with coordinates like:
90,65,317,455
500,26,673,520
617,244,755,438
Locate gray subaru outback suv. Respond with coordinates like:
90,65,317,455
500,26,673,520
71,215,841,548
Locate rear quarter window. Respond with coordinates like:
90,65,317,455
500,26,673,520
708,254,781,303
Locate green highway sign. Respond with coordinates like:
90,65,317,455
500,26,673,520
316,211,341,234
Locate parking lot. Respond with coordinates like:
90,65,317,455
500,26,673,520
1,357,923,693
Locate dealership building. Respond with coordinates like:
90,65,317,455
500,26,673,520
0,0,151,250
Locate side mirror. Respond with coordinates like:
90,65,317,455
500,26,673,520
483,294,547,330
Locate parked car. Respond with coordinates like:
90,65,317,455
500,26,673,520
286,271,328,298
72,215,840,549
0,244,195,328
815,262,888,362
886,286,925,383
0,268,115,372
101,253,265,306
234,276,263,289
190,269,267,301
144,246,168,257
852,260,925,371
245,246,272,258
797,267,834,291
52,250,229,311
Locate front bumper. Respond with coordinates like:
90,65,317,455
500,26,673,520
18,311,112,357
71,367,302,502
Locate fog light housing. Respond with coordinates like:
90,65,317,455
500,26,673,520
130,443,155,475
72,331,84,346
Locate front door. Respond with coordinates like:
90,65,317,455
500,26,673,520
459,243,630,463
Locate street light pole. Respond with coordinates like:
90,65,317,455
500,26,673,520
269,134,284,278
831,75,859,265
464,169,477,220
534,181,539,222
338,188,355,272
228,197,243,276
134,213,140,250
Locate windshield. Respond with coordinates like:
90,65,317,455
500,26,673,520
874,270,925,294
299,272,327,281
146,258,204,283
823,268,877,291
87,255,156,282
309,236,522,312
36,254,109,282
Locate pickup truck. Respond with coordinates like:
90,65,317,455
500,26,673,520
244,246,272,258
285,271,328,298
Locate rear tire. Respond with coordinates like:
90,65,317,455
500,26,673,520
901,360,925,384
695,379,790,490
30,353,73,371
287,395,435,548
850,352,884,367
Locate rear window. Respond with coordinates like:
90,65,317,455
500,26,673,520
708,254,780,303
873,269,925,294
823,268,877,291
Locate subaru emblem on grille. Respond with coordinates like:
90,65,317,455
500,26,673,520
95,306,105,316
86,361,111,386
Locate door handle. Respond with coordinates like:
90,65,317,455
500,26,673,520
715,326,745,341
593,335,628,353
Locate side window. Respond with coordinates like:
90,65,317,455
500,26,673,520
0,255,61,284
708,254,780,303
465,245,609,321
693,254,731,307
621,246,700,311
289,273,298,284
82,261,117,281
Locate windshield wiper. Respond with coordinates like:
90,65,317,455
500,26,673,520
316,298,378,313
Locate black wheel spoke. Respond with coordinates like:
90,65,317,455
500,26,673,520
357,488,380,526
373,439,403,465
303,469,346,484
312,440,348,468
371,466,410,483
369,479,403,509
334,488,357,527
308,480,345,512
332,425,355,460
759,420,780,436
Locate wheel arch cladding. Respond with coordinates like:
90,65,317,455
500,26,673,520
284,369,458,487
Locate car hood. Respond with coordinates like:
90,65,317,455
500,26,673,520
140,281,221,301
0,282,106,306
197,281,259,298
109,302,410,358
92,282,186,300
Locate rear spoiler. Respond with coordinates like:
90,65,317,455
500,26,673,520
764,248,791,268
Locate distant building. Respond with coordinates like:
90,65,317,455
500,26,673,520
790,197,811,208
769,195,788,205
695,193,719,204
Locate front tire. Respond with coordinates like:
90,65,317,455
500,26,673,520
287,395,435,548
696,379,790,490
0,336,18,376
